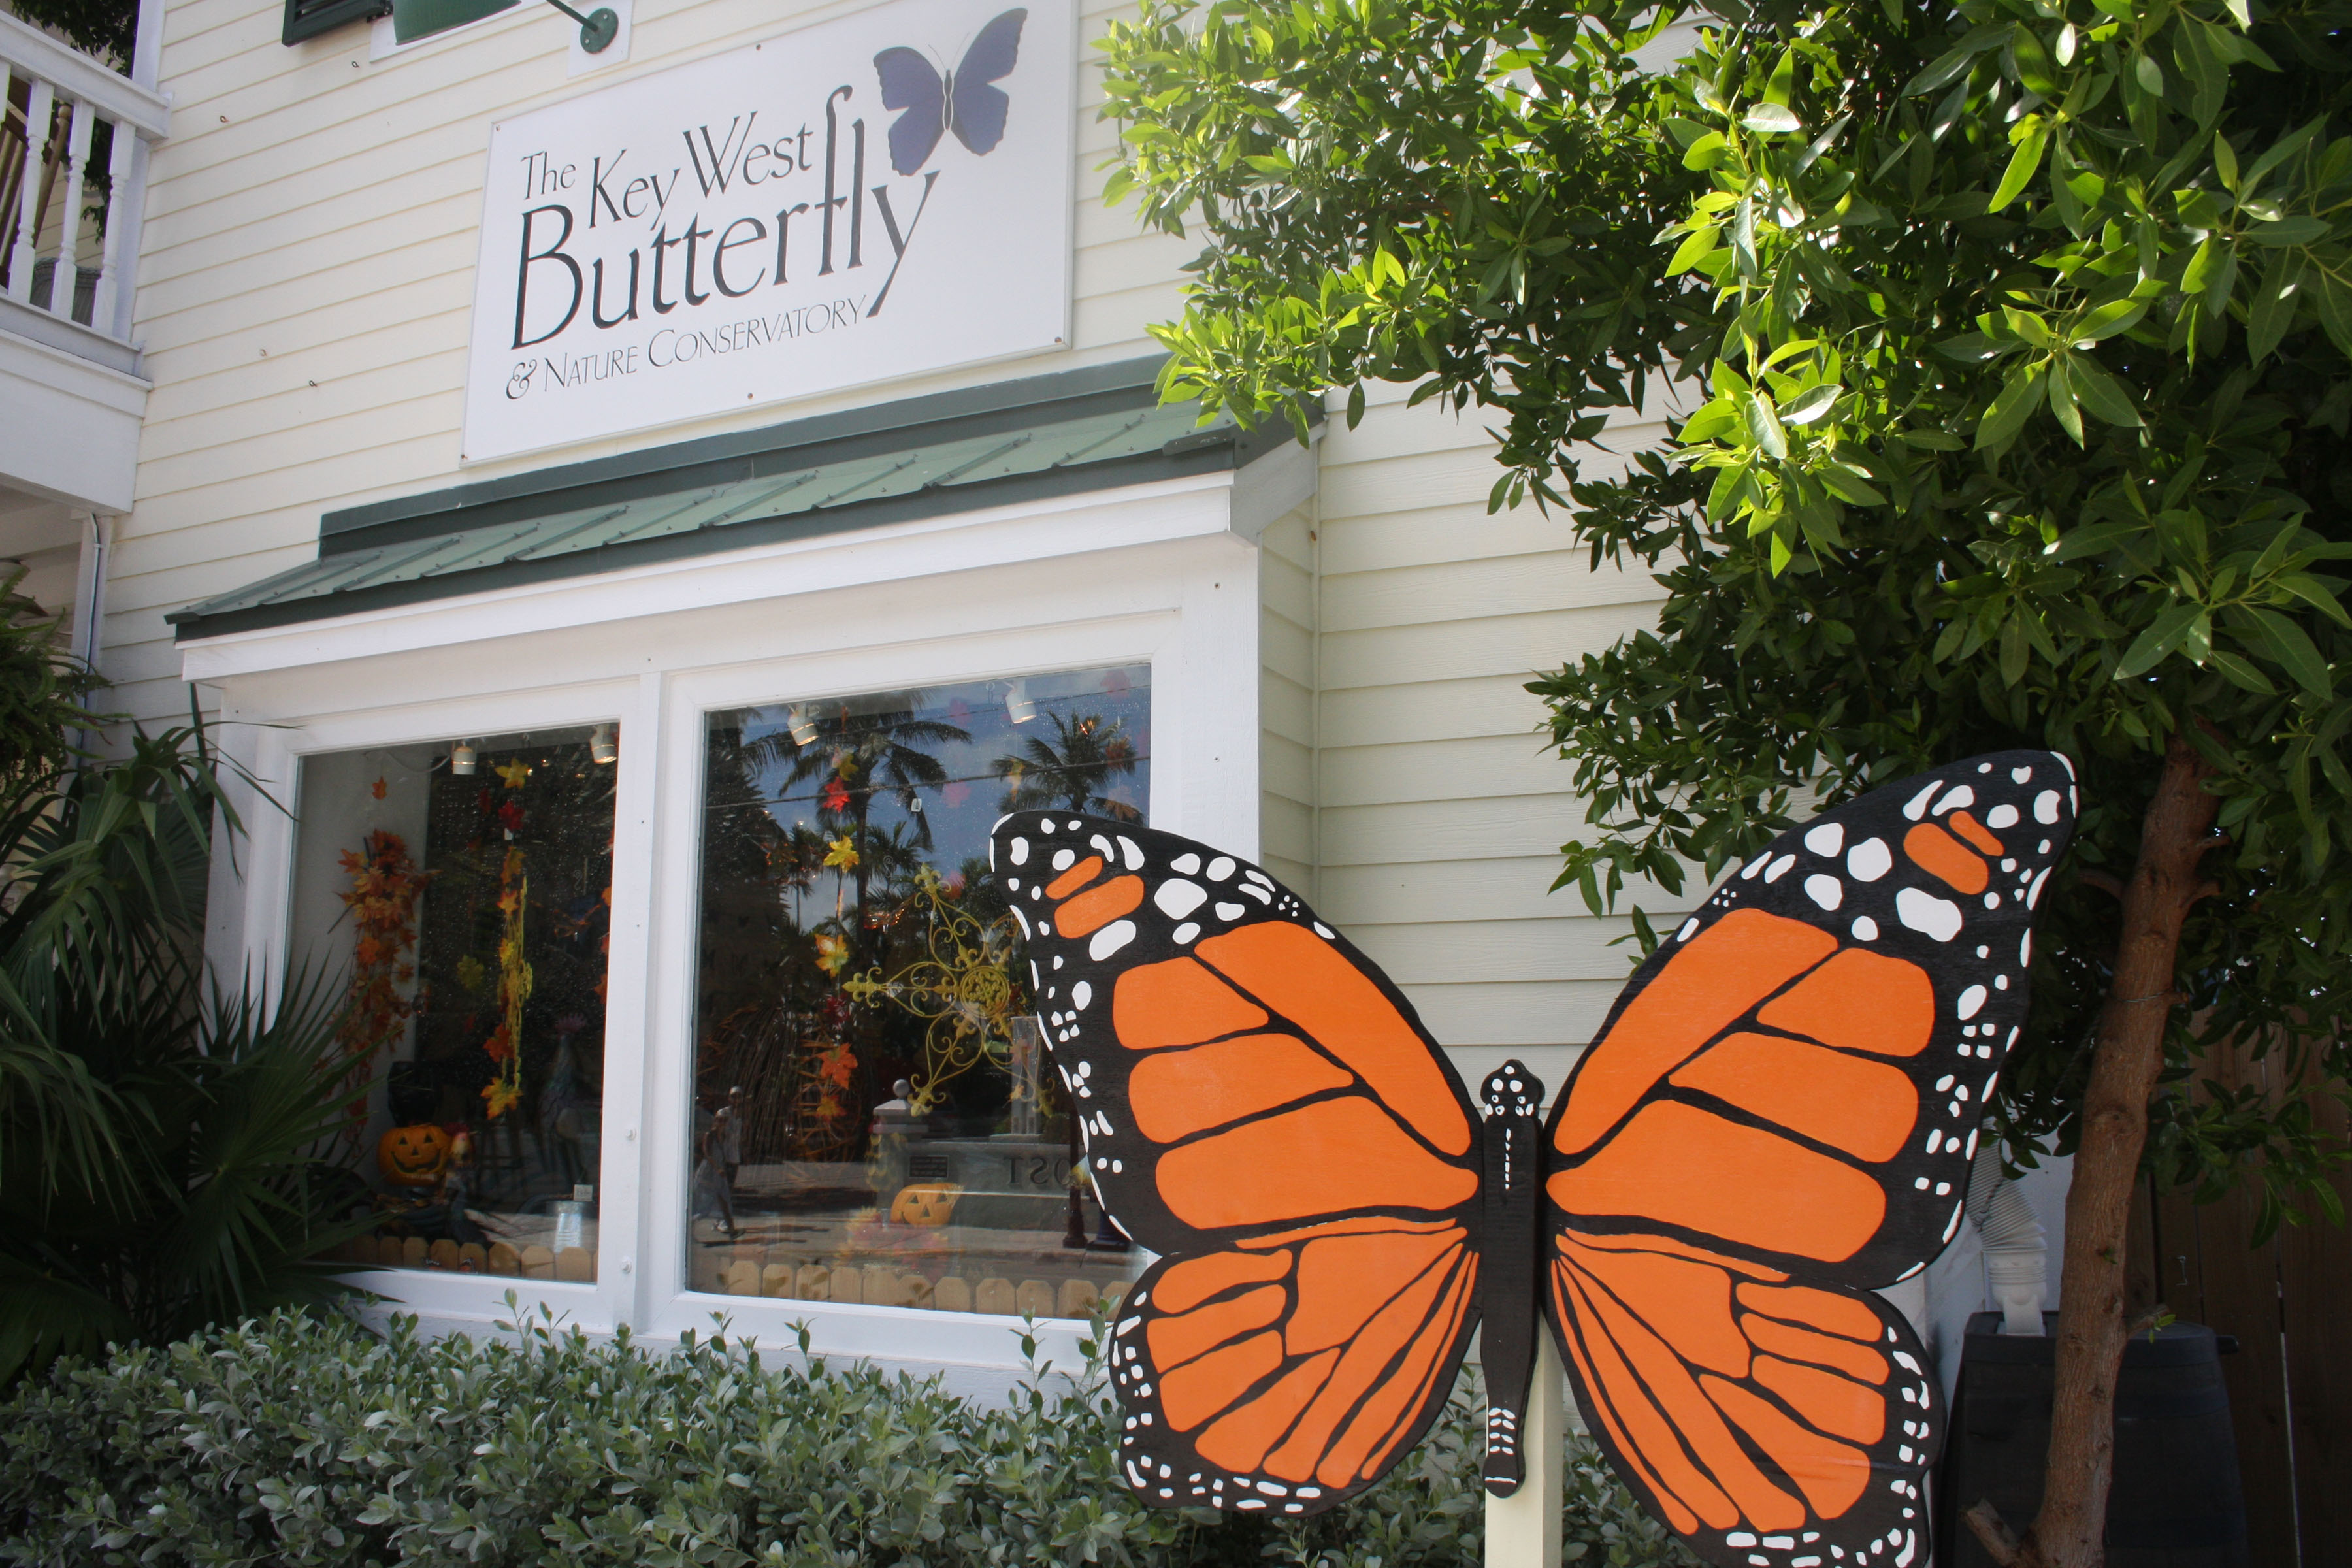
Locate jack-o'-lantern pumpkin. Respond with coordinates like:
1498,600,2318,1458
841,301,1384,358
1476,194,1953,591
890,1181,962,1227
378,1123,453,1188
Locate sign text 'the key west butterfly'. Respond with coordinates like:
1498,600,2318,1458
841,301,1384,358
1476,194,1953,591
461,0,1074,463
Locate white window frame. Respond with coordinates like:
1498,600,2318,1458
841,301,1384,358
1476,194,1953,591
186,451,1308,1386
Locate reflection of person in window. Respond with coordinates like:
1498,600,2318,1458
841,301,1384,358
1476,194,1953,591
694,1089,743,1237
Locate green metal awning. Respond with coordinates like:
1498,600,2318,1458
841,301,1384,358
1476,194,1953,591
171,358,1286,640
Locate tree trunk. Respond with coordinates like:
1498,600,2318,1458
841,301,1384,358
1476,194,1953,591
2011,732,2218,1568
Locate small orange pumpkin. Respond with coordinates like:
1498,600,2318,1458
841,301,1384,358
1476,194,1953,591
890,1182,963,1227
378,1123,453,1188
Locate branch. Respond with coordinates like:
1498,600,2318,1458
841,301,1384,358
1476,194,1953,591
1963,1499,2023,1567
2080,869,2127,900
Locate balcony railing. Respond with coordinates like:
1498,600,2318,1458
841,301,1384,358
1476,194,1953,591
0,9,169,374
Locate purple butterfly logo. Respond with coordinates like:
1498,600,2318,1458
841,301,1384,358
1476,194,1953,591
872,8,1028,176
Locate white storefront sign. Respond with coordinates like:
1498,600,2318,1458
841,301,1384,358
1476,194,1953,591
461,0,1075,463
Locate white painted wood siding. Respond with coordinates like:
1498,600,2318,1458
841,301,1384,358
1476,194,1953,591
1315,385,1684,1094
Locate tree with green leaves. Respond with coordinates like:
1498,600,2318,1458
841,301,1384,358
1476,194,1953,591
1100,0,2352,1560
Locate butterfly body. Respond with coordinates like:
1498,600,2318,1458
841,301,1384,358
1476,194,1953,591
990,750,2076,1567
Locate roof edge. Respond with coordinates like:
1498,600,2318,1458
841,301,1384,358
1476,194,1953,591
319,355,1175,551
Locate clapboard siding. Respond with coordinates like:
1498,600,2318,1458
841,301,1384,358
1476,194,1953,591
1259,506,1315,892
1308,383,1669,1059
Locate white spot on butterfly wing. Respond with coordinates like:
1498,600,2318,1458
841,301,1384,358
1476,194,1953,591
1804,875,1844,911
2027,868,2051,907
1903,782,1942,820
1932,785,1975,815
1987,804,2019,829
1852,915,1880,940
1676,917,1700,941
1090,921,1137,960
1214,902,1247,921
2034,790,2061,824
1171,923,1200,944
1072,981,1093,1009
1008,837,1030,865
1172,853,1200,874
1848,838,1893,881
1155,880,1207,918
1205,857,1236,881
1896,887,1964,941
1765,855,1797,883
1052,848,1077,872
1118,836,1145,870
1805,823,1845,856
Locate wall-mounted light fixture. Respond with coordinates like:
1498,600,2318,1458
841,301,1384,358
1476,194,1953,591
391,0,616,52
787,706,820,747
451,740,478,776
1005,679,1036,724
589,724,617,764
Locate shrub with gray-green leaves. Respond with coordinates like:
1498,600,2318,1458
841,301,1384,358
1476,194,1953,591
0,1303,1696,1567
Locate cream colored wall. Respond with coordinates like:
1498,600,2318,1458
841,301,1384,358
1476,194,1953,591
1312,385,1682,1098
108,0,1193,726
1257,501,1314,896
123,0,1678,1080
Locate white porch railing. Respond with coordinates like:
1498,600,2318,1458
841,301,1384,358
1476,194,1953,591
0,8,169,369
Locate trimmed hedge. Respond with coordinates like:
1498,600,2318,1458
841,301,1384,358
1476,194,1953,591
0,1302,1697,1567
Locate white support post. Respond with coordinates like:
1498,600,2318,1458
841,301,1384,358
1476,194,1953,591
91,110,134,334
48,97,92,318
1485,1331,1565,1568
7,78,51,304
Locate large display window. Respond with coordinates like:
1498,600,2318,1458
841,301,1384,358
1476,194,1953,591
291,727,617,1282
687,667,1151,1316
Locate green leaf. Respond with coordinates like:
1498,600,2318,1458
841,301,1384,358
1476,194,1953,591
2277,572,2352,628
2115,602,2204,678
2246,216,2331,246
1976,363,2048,453
2206,649,2276,693
2133,50,2164,95
2247,257,2302,364
2047,357,2085,444
2074,299,2148,342
1742,103,1803,134
2068,357,2146,427
1667,224,1722,276
2049,520,2149,559
1989,118,2050,212
2011,27,2061,97
1780,384,1842,425
2248,607,2334,696
1742,394,1789,459
1819,464,1887,504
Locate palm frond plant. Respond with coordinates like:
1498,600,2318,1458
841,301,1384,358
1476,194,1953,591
0,598,369,1384
994,711,1141,821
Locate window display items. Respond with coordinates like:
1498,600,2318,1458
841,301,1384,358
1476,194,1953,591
293,728,616,1282
990,752,2080,1568
689,667,1149,1317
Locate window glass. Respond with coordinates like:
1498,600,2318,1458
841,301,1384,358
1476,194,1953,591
292,727,617,1281
693,667,1149,1316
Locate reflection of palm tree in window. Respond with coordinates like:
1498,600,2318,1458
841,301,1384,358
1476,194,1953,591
993,711,1141,821
747,696,968,923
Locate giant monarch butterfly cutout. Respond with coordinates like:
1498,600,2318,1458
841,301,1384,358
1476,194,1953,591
988,750,2077,1568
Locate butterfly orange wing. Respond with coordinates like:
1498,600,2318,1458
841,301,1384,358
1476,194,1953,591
1543,751,2080,1568
989,813,1484,1515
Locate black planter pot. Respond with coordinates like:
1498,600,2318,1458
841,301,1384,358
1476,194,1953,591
1938,1311,2247,1567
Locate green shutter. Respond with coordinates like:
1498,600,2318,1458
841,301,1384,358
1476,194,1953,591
282,0,391,45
